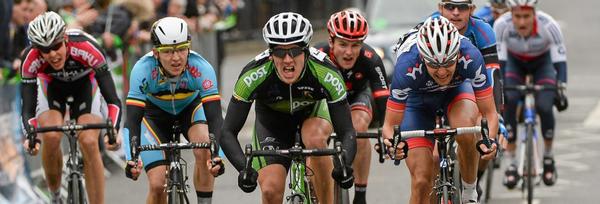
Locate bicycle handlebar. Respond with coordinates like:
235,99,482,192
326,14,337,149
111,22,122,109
28,120,115,154
137,142,211,151
400,126,482,139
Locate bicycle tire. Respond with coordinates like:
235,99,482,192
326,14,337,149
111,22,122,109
333,184,350,204
167,167,186,204
483,157,495,203
67,173,86,204
525,124,534,204
450,145,461,204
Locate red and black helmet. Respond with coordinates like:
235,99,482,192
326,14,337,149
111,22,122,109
327,10,369,41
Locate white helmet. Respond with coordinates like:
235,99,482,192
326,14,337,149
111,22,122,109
416,16,460,65
263,12,313,47
28,11,66,47
151,17,190,46
506,0,537,8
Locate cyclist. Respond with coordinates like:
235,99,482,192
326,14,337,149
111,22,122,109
432,1,508,197
495,0,568,188
384,16,499,204
220,12,356,204
475,0,510,27
21,11,122,204
122,17,225,204
313,9,388,204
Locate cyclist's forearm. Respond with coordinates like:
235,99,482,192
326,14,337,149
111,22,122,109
477,97,499,139
221,98,252,171
203,100,224,152
329,100,357,164
125,103,144,157
374,96,388,123
21,79,37,127
553,61,567,83
95,65,123,127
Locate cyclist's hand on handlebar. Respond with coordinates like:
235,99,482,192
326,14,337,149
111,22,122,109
477,138,498,160
125,160,143,181
23,138,40,156
104,131,122,151
332,164,354,189
383,138,407,160
238,168,258,193
206,157,225,177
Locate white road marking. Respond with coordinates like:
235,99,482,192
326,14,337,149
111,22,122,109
583,100,600,128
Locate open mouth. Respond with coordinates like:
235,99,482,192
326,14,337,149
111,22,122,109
282,66,295,78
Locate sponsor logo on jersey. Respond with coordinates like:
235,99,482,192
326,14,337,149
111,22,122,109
291,100,314,110
203,79,214,90
188,66,201,78
364,50,373,59
151,69,158,80
406,63,423,80
324,72,344,96
243,66,267,86
472,66,487,88
391,88,411,101
297,86,314,91
459,54,473,70
70,47,99,67
27,57,45,74
354,72,363,79
374,66,387,89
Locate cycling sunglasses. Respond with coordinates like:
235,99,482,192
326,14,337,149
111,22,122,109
442,2,472,11
37,42,64,54
270,47,306,58
155,42,191,53
424,57,458,69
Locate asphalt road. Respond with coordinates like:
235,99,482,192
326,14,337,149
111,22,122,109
102,1,600,203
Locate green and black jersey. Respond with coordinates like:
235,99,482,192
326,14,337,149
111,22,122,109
221,47,357,171
232,47,347,114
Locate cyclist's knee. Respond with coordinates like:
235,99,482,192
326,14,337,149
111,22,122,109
301,120,330,148
351,110,371,131
411,175,432,195
78,133,100,149
42,133,62,147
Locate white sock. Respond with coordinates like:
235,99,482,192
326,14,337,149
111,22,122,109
462,179,478,202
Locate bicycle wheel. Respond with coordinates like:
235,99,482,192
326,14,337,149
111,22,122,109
167,168,186,204
333,183,350,204
525,124,534,204
449,147,461,204
67,174,86,204
483,158,495,203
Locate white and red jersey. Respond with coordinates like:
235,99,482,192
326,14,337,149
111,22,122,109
494,10,567,63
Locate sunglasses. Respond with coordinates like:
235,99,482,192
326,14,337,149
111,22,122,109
156,42,191,54
271,47,306,58
442,2,472,11
424,57,458,69
37,42,64,54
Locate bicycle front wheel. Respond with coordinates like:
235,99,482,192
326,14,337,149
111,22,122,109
167,185,185,204
67,173,86,204
525,124,534,204
483,158,496,203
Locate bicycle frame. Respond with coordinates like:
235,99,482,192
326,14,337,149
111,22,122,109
243,132,344,204
29,119,114,204
506,83,556,204
132,121,214,204
398,110,487,204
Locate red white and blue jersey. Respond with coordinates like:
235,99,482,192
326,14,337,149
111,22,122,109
388,35,494,112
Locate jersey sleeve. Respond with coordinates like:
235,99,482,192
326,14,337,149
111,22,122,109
494,14,510,61
126,54,152,106
189,53,221,103
461,44,494,101
232,54,272,103
388,55,415,113
364,46,389,98
544,20,567,63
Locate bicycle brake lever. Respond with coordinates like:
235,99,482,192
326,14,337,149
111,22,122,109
392,125,402,166
377,128,385,163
